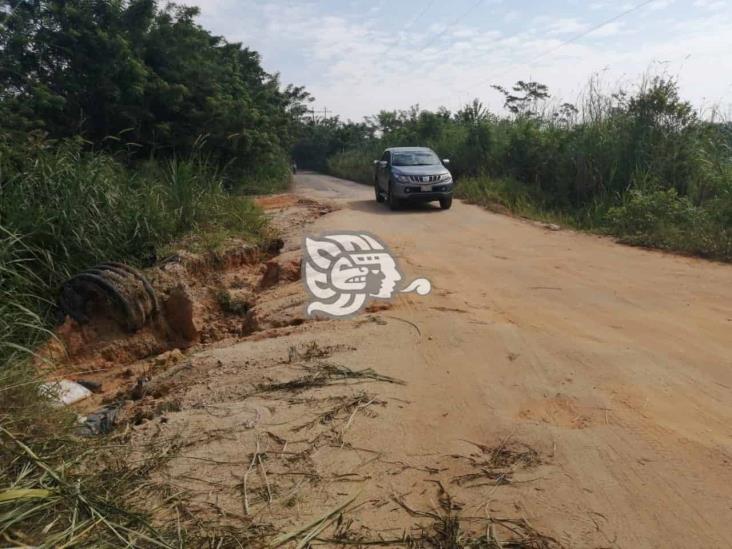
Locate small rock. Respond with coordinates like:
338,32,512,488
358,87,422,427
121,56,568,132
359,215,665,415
130,377,149,400
258,260,281,289
260,238,285,254
536,221,561,231
154,348,184,368
164,284,201,342
40,380,92,406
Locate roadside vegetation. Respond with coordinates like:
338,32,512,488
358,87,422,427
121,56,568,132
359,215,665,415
299,77,732,262
0,0,309,544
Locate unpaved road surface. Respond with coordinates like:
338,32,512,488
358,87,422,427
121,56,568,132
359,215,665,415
288,173,732,546
75,172,731,547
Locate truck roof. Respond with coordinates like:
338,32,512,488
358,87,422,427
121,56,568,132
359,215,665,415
384,146,434,153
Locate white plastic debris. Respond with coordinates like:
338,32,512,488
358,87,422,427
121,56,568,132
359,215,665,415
40,380,93,406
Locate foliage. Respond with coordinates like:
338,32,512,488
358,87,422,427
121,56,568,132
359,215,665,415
0,133,267,380
0,232,145,545
0,364,177,547
0,136,267,295
310,77,732,261
606,187,731,258
293,117,374,171
327,146,381,185
0,1,297,544
0,0,309,180
492,80,551,117
0,138,268,544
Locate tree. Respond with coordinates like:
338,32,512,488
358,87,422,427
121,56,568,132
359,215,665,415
491,80,550,117
0,0,309,175
456,99,491,124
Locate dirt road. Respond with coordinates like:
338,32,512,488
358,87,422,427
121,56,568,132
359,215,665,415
289,173,732,547
104,172,732,547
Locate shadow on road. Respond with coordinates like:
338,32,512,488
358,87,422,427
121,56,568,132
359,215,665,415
348,199,446,215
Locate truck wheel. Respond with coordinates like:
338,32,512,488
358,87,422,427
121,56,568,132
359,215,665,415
439,197,452,210
388,183,400,210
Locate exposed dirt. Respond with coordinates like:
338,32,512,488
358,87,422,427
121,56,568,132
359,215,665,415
41,196,332,420
47,176,732,548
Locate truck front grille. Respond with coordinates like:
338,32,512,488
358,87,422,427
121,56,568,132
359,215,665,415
407,175,441,183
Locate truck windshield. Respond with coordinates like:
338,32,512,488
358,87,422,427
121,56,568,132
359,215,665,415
392,151,440,166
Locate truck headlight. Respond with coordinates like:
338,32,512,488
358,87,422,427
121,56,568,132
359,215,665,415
441,173,453,182
394,173,411,183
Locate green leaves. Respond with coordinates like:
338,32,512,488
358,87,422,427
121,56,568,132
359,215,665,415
0,0,305,181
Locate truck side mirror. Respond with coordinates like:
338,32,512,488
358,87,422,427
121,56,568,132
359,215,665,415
442,158,450,165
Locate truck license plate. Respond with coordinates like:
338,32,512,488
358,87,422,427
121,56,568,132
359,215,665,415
421,185,431,192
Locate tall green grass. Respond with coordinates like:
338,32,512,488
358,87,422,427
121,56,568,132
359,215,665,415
0,137,271,545
327,146,381,185
0,137,268,295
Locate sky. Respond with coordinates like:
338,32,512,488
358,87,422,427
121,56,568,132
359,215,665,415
190,0,732,121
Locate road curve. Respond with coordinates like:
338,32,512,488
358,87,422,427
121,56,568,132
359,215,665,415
294,171,732,548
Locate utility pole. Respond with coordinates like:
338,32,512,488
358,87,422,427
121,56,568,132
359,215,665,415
306,107,331,124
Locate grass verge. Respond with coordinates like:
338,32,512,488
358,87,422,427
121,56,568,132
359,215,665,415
0,137,277,545
456,175,732,261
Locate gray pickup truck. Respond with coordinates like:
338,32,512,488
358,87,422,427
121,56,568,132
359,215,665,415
373,147,453,210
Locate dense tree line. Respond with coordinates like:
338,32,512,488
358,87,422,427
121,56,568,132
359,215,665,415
1,0,310,179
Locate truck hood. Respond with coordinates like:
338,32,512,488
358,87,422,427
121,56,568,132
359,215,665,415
392,165,449,176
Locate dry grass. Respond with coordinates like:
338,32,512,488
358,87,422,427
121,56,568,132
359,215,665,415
451,438,541,488
0,366,176,547
256,361,404,395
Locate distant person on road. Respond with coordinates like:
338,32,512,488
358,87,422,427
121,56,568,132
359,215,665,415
291,161,298,174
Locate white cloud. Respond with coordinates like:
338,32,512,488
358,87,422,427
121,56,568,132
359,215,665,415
546,17,588,35
693,0,727,8
189,0,732,120
591,21,625,37
646,0,675,11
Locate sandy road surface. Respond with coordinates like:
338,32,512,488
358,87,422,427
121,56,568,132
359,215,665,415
112,172,732,547
290,172,732,547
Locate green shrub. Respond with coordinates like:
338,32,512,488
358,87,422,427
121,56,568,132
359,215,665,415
0,137,267,290
456,176,575,226
327,148,378,185
606,187,731,259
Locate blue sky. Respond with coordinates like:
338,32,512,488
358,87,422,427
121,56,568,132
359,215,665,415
191,0,732,120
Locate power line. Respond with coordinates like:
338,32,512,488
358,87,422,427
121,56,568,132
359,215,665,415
522,0,657,74
418,0,486,52
406,0,437,30
464,0,658,94
383,0,437,58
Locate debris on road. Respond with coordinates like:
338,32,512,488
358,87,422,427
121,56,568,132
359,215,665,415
534,221,561,231
77,403,122,436
40,379,93,405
